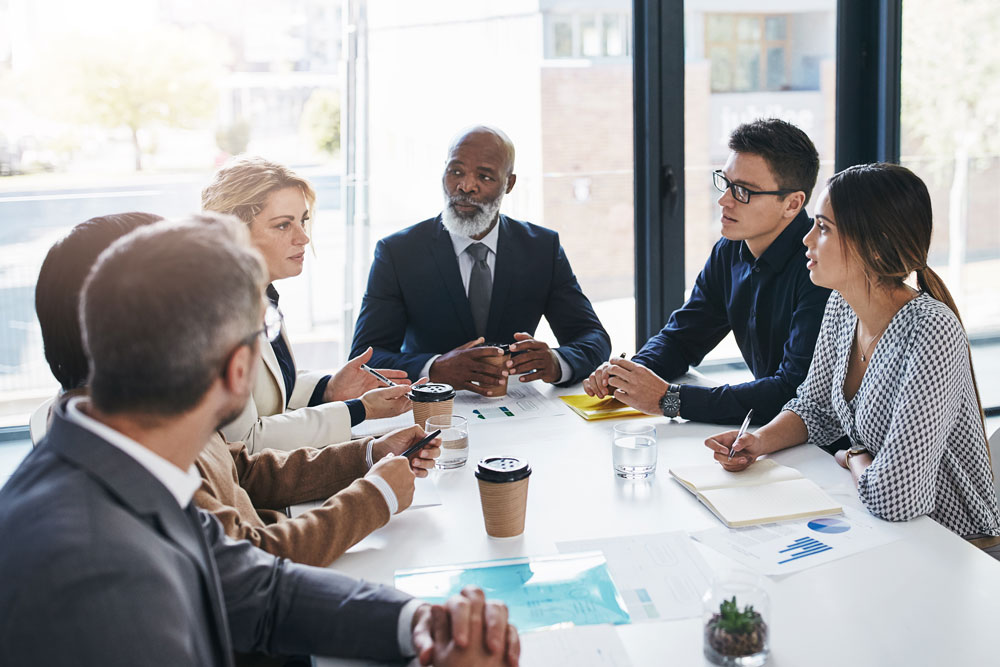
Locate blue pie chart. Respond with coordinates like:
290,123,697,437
808,517,850,534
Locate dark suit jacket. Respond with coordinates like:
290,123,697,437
350,214,611,385
0,403,413,666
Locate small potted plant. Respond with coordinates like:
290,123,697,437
703,571,770,666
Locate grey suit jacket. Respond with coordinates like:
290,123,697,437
0,402,413,665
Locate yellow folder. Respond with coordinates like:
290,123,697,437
559,394,647,421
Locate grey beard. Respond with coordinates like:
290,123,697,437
441,190,504,238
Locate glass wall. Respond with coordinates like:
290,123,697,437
0,0,345,425
902,0,1000,409
684,0,836,366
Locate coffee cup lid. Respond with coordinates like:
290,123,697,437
475,457,531,483
408,382,456,402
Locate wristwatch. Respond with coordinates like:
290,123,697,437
659,384,681,418
844,446,869,465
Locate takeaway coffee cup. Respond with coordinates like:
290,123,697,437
475,457,531,538
477,343,511,397
409,382,456,427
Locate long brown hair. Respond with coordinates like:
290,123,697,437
826,163,988,445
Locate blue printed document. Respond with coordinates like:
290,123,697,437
394,552,630,632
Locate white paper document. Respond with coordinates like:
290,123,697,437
556,531,714,621
289,475,442,518
692,506,903,576
453,382,566,423
521,624,632,667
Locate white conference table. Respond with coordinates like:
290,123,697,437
318,383,1000,667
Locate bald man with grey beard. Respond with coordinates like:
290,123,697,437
351,125,611,395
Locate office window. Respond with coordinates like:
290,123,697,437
544,11,632,60
0,0,344,426
902,0,1000,408
706,13,821,93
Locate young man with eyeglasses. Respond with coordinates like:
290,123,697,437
584,118,831,425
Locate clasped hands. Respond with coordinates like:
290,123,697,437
412,586,520,667
430,333,560,396
582,357,668,416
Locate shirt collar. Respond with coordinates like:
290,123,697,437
63,396,202,509
266,283,280,306
448,216,501,258
744,208,812,271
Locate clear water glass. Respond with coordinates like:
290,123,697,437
427,414,469,470
612,422,657,479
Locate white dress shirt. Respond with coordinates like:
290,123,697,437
420,220,571,383
64,397,203,508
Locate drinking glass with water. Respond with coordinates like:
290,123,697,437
612,422,657,479
427,414,469,469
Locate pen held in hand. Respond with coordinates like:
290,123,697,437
361,363,397,387
728,409,754,461
401,429,441,459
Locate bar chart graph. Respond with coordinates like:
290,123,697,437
777,536,832,564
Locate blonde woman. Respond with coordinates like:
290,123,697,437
705,164,999,555
203,156,416,453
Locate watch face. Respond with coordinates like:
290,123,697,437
659,390,680,418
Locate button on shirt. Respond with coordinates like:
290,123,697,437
632,209,831,424
419,221,572,382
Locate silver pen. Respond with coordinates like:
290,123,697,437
360,364,397,387
728,409,754,461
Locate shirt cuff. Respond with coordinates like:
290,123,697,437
396,599,426,658
307,374,333,407
365,472,398,515
345,398,367,427
420,355,440,381
366,439,375,469
553,350,572,384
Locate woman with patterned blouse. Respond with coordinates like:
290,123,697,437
704,163,1000,553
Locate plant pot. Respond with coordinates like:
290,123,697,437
702,570,770,666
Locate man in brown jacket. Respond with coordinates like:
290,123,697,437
33,211,441,571
194,426,439,567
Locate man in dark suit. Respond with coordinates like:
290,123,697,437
350,126,611,396
0,215,519,666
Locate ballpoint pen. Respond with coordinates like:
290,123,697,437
728,408,754,461
361,363,397,387
401,429,442,458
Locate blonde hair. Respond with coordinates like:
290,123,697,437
201,155,316,226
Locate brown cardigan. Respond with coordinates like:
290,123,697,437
193,433,390,567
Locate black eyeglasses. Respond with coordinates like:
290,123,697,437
713,170,797,204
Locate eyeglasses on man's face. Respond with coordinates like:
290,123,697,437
713,170,797,204
220,302,283,377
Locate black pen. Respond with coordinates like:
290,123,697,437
361,364,397,387
400,429,441,458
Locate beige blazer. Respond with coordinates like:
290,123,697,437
220,326,351,454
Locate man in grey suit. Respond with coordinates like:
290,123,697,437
0,214,519,666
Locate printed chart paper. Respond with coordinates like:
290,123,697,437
692,507,903,575
557,532,713,621
454,382,567,422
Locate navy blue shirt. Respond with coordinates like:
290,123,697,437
632,210,830,425
266,285,365,426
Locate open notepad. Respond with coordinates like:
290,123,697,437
668,459,842,528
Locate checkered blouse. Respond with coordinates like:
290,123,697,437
784,292,1000,537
